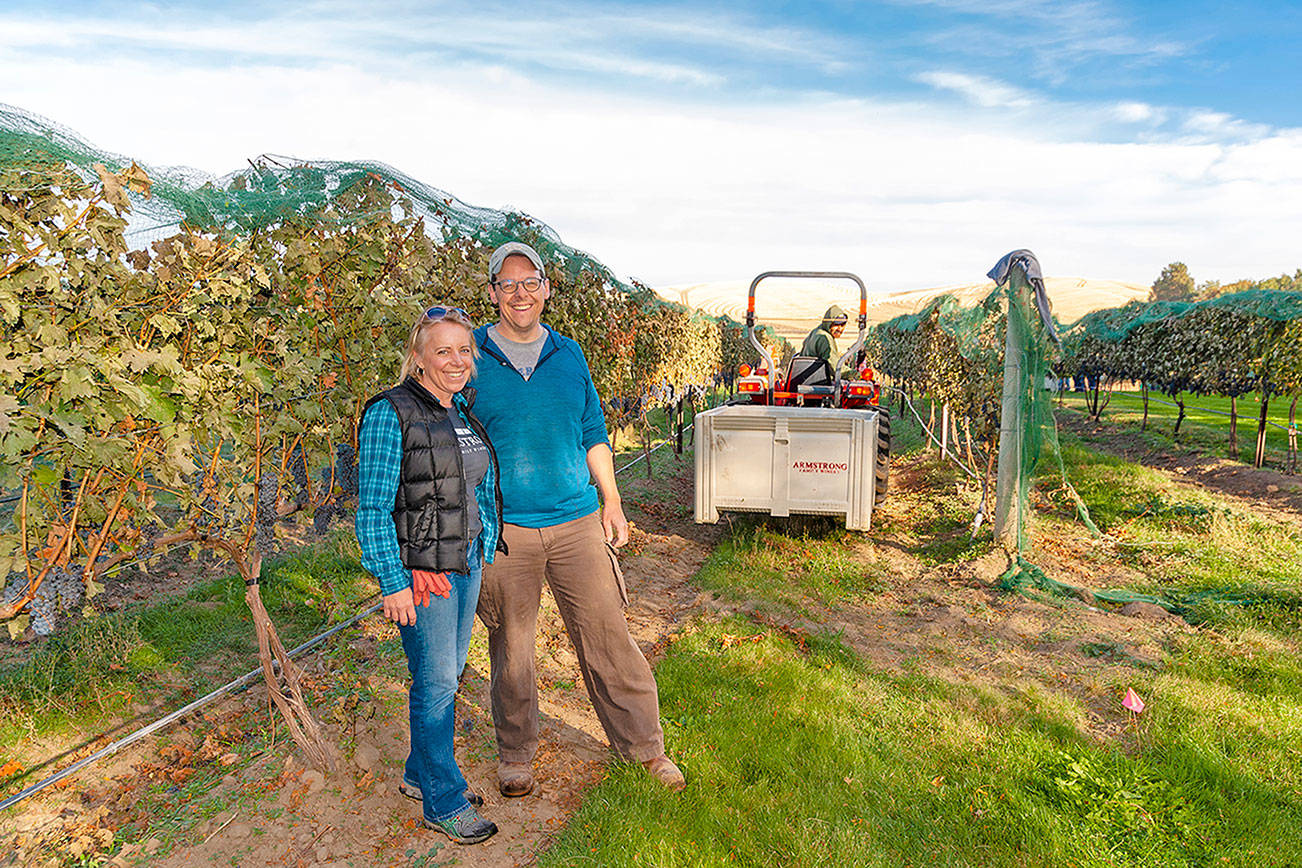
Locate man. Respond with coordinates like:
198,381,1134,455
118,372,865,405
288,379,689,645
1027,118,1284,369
800,305,848,363
466,240,685,796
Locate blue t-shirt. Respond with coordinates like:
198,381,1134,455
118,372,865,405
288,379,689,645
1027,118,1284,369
470,324,609,528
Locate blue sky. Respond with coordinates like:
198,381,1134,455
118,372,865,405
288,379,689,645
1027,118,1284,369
3,0,1300,292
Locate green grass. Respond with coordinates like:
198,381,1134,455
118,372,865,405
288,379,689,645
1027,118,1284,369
694,519,886,613
0,530,377,758
874,401,996,564
1058,390,1298,466
1040,432,1302,633
541,618,1302,867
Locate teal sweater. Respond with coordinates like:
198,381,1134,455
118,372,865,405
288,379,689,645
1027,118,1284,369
470,324,609,527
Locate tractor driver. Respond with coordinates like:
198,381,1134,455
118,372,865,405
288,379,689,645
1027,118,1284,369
801,305,848,364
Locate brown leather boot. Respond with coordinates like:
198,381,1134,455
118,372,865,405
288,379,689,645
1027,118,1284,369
497,762,535,797
642,754,686,791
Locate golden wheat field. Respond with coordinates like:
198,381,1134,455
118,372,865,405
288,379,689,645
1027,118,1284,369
653,276,1148,345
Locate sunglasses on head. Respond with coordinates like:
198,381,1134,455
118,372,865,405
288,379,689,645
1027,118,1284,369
425,305,470,320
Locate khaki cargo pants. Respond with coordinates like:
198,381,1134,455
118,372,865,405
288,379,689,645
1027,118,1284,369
476,511,665,764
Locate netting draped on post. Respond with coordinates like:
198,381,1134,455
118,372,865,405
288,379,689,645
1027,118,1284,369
875,250,1100,599
989,257,1097,592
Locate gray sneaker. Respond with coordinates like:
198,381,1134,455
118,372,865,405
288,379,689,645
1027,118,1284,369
423,805,498,845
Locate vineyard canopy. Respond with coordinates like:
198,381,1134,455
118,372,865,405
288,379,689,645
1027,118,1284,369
1067,290,1302,345
0,103,637,292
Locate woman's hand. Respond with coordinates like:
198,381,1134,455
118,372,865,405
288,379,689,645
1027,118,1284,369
412,569,451,606
382,588,418,626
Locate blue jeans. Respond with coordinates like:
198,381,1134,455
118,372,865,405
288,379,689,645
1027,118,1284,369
398,539,481,822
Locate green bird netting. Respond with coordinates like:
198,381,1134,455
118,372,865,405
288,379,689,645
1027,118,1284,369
0,102,626,290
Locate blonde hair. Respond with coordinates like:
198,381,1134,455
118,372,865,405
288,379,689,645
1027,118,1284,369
398,307,478,385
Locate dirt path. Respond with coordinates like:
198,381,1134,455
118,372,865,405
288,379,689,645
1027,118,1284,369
1058,410,1302,523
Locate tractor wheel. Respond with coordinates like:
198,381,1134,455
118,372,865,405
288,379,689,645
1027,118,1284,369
874,408,891,504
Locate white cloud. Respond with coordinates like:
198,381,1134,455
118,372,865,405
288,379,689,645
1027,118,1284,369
1111,101,1160,123
1181,110,1271,142
898,0,1188,81
0,4,851,90
915,71,1037,108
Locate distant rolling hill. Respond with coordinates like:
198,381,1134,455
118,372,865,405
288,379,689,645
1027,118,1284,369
653,277,1148,346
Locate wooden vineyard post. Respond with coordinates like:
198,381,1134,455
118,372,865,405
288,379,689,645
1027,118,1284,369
1289,396,1298,475
1230,394,1239,458
687,392,696,446
1255,391,1271,468
941,403,950,458
675,397,684,455
994,273,1027,551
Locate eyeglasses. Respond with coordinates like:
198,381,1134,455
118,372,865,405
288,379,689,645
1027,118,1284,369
425,305,470,320
491,277,547,295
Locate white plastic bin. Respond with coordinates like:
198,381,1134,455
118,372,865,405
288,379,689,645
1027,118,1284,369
694,404,883,531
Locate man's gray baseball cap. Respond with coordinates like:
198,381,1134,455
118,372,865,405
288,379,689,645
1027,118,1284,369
488,241,544,281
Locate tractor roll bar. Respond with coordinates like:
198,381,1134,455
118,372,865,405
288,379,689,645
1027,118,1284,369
745,271,868,401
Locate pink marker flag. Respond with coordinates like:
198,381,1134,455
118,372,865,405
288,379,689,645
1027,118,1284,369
1122,688,1145,714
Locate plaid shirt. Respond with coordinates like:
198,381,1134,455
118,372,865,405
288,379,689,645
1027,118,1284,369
355,393,500,597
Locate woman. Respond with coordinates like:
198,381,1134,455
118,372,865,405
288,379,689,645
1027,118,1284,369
355,305,504,845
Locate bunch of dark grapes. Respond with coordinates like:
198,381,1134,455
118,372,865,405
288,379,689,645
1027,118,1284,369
60,473,76,518
30,580,57,636
2,573,29,606
312,466,339,537
288,444,310,508
50,567,82,610
137,522,161,562
335,444,358,499
191,472,216,521
312,503,337,536
255,472,279,552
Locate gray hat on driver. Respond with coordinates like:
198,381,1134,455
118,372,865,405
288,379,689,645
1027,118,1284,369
488,241,545,281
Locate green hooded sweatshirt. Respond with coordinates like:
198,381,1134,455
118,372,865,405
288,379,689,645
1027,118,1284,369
800,305,848,362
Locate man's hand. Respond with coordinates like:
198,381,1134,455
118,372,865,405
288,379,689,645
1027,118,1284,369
586,442,628,547
382,587,418,626
601,497,629,548
412,569,451,606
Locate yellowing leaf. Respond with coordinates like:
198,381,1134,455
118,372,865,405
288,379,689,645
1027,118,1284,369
93,163,129,213
123,162,152,197
6,614,29,641
0,393,17,436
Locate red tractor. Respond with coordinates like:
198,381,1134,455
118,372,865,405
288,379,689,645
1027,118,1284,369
730,270,890,500
734,271,884,409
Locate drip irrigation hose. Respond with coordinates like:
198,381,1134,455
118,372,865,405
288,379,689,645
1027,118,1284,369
0,601,382,812
886,386,982,482
1139,395,1292,432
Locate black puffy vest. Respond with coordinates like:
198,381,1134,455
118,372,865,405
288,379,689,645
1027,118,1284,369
363,378,505,574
